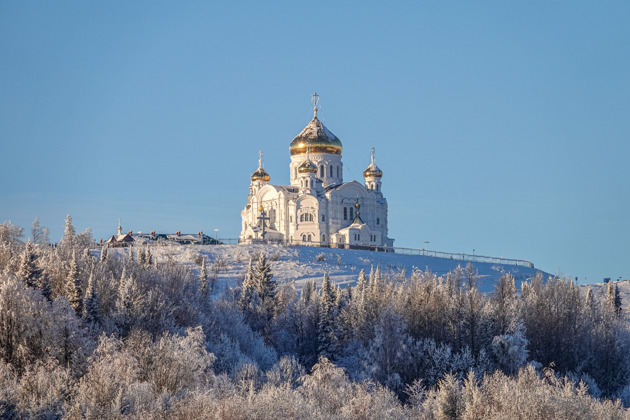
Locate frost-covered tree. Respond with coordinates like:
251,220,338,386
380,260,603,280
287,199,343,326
83,272,100,326
0,221,23,245
31,217,49,245
60,214,76,248
318,274,338,358
65,252,82,316
99,246,108,263
199,257,208,298
18,241,42,289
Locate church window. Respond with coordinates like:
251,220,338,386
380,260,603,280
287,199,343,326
307,234,312,242
322,234,325,242
302,234,306,242
377,217,380,225
349,207,354,220
310,214,314,222
343,207,347,220
320,165,324,177
322,214,325,222
330,165,333,177
300,214,304,222
290,216,293,223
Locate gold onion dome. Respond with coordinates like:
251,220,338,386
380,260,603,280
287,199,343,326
363,163,383,178
298,159,318,174
251,167,270,182
289,114,342,156
363,147,383,178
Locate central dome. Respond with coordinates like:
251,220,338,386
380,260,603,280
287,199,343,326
289,116,343,156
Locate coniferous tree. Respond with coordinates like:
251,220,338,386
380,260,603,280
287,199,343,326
253,252,276,319
199,257,208,298
318,274,337,358
145,247,153,268
83,272,100,326
240,257,256,310
100,246,108,263
61,214,76,248
614,284,622,317
18,240,42,289
65,251,82,316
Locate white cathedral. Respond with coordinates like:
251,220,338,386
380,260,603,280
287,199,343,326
239,94,394,250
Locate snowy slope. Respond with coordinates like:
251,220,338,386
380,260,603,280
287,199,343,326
112,244,549,294
581,279,630,311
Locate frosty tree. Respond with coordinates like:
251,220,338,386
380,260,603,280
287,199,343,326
65,251,83,316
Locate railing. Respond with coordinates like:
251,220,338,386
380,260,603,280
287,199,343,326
105,237,533,268
393,247,534,268
235,238,535,268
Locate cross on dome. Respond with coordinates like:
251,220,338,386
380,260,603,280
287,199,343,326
312,92,319,118
258,150,264,169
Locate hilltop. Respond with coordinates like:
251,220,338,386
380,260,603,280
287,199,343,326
115,244,550,293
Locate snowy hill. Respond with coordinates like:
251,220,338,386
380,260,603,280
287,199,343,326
112,244,549,293
581,279,630,311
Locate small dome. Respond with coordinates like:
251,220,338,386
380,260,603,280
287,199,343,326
251,167,270,182
289,116,342,156
297,159,317,174
363,162,383,178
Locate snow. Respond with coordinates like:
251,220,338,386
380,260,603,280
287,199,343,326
112,244,549,293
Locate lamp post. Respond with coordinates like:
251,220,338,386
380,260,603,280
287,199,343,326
473,249,475,262
214,228,220,244
424,241,429,256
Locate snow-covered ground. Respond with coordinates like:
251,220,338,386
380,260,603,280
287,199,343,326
581,279,630,309
111,244,550,294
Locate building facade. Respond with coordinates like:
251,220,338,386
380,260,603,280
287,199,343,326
239,95,394,250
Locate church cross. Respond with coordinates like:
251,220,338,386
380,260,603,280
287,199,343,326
258,150,264,168
257,208,270,239
312,92,319,117
370,147,375,165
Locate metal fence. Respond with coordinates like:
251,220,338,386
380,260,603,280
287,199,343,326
111,237,533,269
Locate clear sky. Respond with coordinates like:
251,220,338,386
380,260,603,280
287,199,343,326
1,1,628,283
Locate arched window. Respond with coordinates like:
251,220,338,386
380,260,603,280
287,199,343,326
321,214,325,222
302,234,306,242
320,165,324,177
343,207,348,220
322,234,326,242
300,214,304,222
309,214,313,222
307,234,312,242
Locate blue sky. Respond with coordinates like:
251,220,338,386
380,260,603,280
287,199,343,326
1,1,628,283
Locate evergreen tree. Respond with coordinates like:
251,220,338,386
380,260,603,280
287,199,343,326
199,257,208,298
61,214,76,248
614,284,623,317
100,246,108,263
318,274,337,358
145,247,153,267
65,252,83,316
83,272,100,325
240,257,256,310
253,252,276,319
18,240,42,289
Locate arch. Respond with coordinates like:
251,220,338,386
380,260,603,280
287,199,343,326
322,234,326,242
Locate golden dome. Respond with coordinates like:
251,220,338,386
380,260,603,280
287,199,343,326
363,163,383,178
363,147,383,178
289,116,342,156
251,167,270,182
297,159,318,174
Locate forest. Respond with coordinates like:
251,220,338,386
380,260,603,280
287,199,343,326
1,216,630,419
